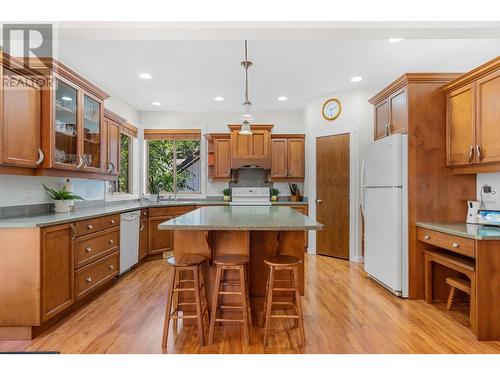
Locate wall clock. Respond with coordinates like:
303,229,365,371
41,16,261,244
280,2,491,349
322,98,342,121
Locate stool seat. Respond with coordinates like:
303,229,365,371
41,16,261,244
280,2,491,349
214,254,250,265
167,255,206,267
264,255,302,267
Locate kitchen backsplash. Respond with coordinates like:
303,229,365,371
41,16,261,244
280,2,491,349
477,172,500,210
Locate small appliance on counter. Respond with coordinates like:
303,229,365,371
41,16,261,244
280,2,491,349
466,200,481,224
477,209,500,226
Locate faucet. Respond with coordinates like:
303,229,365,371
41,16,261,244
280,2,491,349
156,182,165,204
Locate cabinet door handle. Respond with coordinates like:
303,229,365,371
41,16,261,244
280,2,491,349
85,247,92,253
87,224,93,230
140,224,145,232
82,155,89,169
36,148,45,165
468,146,474,163
76,155,84,168
108,239,114,244
452,242,460,248
424,234,430,240
110,219,116,224
70,223,76,240
86,277,92,283
109,265,114,270
107,162,114,174
476,145,483,161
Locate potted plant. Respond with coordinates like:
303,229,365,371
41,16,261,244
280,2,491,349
43,184,84,213
270,188,280,202
223,188,231,202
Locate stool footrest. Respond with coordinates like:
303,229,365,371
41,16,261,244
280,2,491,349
218,291,243,295
271,287,297,292
215,318,245,323
220,304,244,310
173,287,196,292
271,314,300,319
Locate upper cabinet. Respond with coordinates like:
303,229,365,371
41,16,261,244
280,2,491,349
104,109,126,176
229,124,273,169
442,57,500,173
42,61,109,174
270,135,305,181
1,61,44,168
206,133,231,180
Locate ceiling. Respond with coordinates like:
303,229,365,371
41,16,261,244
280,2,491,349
54,23,500,112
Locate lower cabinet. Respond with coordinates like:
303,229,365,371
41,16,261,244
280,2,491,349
41,223,75,322
139,218,148,260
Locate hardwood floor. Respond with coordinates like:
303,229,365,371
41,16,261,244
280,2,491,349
1,254,499,354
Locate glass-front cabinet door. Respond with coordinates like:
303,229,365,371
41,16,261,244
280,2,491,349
54,79,79,168
82,94,102,170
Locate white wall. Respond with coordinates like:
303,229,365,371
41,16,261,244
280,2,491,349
477,173,500,210
138,110,304,196
304,88,375,261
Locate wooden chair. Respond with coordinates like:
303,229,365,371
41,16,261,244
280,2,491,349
208,255,251,345
446,276,472,310
262,255,305,347
162,255,209,348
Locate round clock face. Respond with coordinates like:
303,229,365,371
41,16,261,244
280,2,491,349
322,98,342,121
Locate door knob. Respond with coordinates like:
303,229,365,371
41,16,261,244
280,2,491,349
316,199,322,204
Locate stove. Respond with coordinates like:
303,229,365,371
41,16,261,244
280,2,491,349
230,187,271,206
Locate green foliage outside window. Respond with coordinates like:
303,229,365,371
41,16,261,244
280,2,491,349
118,133,129,193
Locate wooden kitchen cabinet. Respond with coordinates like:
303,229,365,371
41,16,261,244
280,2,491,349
371,82,408,140
229,124,273,169
1,66,44,168
41,223,75,322
442,57,500,173
270,135,305,180
104,109,126,176
206,133,231,180
139,218,148,260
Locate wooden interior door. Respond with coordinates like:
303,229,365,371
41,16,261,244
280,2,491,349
316,133,350,259
476,69,500,164
446,84,476,166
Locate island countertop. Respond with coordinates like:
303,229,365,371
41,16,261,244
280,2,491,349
158,206,324,231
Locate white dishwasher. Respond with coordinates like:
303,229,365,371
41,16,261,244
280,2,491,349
120,210,140,274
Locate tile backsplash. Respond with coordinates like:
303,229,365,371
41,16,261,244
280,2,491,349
477,172,500,210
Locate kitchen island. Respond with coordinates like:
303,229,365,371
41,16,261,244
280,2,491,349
158,206,324,318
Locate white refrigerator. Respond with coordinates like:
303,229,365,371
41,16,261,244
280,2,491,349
361,134,408,298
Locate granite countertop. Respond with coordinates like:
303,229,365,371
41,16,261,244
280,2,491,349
0,200,309,228
416,221,500,240
158,206,324,231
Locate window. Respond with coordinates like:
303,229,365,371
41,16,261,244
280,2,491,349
118,133,130,193
145,130,201,195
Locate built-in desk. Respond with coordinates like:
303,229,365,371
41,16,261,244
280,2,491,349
416,222,500,341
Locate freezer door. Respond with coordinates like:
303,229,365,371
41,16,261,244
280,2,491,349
364,187,402,294
362,134,402,187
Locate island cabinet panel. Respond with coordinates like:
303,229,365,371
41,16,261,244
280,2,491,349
41,223,75,322
442,57,500,174
139,218,148,260
1,68,43,168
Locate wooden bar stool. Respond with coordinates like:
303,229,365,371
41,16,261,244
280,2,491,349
162,255,209,348
446,276,472,313
262,255,305,347
208,255,251,345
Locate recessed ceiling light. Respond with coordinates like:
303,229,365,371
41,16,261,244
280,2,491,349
139,72,152,80
152,101,162,106
277,96,288,102
214,96,224,102
388,38,404,43
61,96,72,101
350,76,363,82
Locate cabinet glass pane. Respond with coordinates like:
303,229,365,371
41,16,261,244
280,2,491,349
83,95,101,168
54,79,78,166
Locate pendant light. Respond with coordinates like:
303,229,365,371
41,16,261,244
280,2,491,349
239,40,254,135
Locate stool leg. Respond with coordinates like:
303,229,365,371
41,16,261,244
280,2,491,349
162,268,176,348
470,275,476,333
208,265,222,345
446,286,456,311
193,266,205,347
199,266,209,327
293,265,306,346
172,270,180,329
263,266,275,347
245,264,252,326
261,267,270,328
239,265,250,345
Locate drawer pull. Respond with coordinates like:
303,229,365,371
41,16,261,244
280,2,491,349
109,239,114,244
109,265,114,270
87,224,93,230
85,247,92,253
452,242,460,248
86,277,92,283
110,219,116,224
424,234,430,240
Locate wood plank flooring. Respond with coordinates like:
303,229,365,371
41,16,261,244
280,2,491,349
1,254,499,354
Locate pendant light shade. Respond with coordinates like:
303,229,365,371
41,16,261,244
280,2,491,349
239,40,254,135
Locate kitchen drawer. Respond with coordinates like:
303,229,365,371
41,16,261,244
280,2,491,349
417,228,475,258
75,227,120,269
75,251,119,300
148,205,196,217
75,214,120,236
